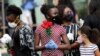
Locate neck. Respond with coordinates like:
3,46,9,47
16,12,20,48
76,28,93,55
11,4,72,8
84,39,92,46
63,21,72,26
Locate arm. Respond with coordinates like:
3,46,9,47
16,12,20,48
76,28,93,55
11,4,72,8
71,42,80,49
95,49,100,56
58,34,70,50
34,32,45,51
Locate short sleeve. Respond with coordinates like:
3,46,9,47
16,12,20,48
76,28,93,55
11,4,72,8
35,26,41,35
93,44,99,51
60,26,66,35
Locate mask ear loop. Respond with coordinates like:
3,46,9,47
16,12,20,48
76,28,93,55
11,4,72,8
14,16,19,22
68,25,71,33
14,16,21,25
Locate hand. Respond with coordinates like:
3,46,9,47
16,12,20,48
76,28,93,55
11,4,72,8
45,39,58,50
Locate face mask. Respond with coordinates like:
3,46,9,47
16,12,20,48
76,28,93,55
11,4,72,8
8,22,17,28
76,36,83,43
63,14,74,22
8,16,19,28
51,15,60,23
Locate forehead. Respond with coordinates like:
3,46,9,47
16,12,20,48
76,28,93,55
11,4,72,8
6,14,16,22
7,14,16,17
49,8,58,12
64,7,72,12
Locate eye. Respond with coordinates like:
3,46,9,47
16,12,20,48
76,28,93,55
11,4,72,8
54,12,58,15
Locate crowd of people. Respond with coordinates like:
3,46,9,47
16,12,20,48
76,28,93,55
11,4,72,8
0,0,100,56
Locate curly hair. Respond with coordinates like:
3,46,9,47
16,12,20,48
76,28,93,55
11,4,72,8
79,26,100,44
40,4,57,17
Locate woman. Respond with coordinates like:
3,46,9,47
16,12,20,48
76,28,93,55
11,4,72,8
34,4,70,56
58,5,80,56
6,5,34,56
58,0,78,23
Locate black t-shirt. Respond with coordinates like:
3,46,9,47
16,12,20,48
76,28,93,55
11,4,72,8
12,29,32,56
12,29,20,50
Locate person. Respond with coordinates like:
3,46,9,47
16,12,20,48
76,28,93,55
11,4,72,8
83,0,100,50
58,0,78,23
34,4,70,56
76,26,100,56
58,5,80,56
6,5,34,56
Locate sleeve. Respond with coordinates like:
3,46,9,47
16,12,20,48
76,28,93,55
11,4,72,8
60,26,66,35
93,44,99,51
35,26,41,35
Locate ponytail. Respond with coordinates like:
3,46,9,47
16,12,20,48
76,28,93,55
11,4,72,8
79,26,100,44
90,28,100,44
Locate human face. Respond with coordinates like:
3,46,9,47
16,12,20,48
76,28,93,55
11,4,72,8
63,7,73,15
78,31,85,43
7,14,19,28
6,14,17,22
63,7,74,22
48,7,59,18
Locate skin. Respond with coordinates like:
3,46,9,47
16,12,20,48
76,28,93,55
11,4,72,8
62,7,73,26
34,7,70,51
63,7,73,16
63,7,78,23
7,14,23,27
78,31,100,56
7,14,17,22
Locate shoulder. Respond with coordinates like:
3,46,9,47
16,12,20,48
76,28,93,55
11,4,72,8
35,25,43,30
35,25,44,33
21,24,32,32
91,44,99,51
91,44,98,48
55,24,64,29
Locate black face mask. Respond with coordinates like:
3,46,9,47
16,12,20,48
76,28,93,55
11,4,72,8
63,14,74,22
51,15,62,24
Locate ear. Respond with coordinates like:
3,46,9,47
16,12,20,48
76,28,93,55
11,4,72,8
16,16,19,19
82,34,87,38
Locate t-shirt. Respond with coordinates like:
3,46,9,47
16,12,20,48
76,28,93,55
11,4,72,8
80,44,98,56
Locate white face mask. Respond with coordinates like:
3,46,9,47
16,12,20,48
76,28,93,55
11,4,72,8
8,22,17,28
8,16,20,28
